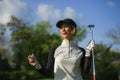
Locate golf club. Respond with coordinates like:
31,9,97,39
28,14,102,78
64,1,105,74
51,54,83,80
88,25,96,80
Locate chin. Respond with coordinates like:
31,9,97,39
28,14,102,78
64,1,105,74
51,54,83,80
62,37,69,40
62,35,67,38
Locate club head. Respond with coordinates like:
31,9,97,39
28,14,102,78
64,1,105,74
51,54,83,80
88,25,95,28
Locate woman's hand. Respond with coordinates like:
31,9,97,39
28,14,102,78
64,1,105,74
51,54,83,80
85,40,95,57
87,40,95,50
28,54,37,66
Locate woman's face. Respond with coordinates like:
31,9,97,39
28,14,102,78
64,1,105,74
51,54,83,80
60,24,73,40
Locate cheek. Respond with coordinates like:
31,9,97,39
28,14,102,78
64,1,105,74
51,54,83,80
60,30,62,34
60,30,64,37
67,28,72,34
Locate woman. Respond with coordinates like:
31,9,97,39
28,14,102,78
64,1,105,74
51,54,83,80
28,18,94,80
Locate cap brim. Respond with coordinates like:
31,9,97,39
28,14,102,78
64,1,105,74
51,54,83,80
56,20,65,28
56,18,77,28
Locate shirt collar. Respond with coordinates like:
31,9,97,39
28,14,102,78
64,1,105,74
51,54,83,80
61,39,76,47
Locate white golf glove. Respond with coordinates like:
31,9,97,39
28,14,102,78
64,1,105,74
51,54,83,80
86,40,95,50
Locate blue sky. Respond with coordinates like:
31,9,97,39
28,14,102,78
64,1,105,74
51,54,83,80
0,0,120,50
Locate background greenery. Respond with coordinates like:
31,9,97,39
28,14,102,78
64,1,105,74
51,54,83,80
0,16,120,80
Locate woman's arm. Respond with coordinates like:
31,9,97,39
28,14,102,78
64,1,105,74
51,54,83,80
80,48,92,73
36,46,58,77
80,40,94,73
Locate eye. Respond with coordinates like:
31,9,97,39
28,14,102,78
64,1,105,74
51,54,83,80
60,24,70,29
60,25,66,29
65,26,69,28
60,26,64,29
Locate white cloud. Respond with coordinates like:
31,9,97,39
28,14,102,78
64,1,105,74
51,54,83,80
0,0,32,24
37,4,61,21
64,7,83,20
107,1,115,7
64,7,76,19
37,4,83,21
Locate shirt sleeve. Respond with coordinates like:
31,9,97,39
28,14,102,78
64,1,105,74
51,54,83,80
80,47,92,73
36,46,58,77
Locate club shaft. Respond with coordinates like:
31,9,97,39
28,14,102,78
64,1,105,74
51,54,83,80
92,48,96,80
93,75,96,80
89,26,96,80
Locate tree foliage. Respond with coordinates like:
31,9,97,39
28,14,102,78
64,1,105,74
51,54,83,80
10,21,61,70
93,44,120,80
75,25,86,43
0,24,13,71
107,25,120,44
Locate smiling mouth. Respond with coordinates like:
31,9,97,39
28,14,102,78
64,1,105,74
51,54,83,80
62,32,67,35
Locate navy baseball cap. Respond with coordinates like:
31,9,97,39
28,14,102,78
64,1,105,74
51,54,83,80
56,18,77,28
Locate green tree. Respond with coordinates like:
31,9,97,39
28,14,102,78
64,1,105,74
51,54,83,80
93,44,120,80
0,54,12,71
0,24,13,71
9,21,61,70
107,25,120,44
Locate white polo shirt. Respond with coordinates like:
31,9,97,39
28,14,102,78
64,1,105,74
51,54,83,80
54,40,84,80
